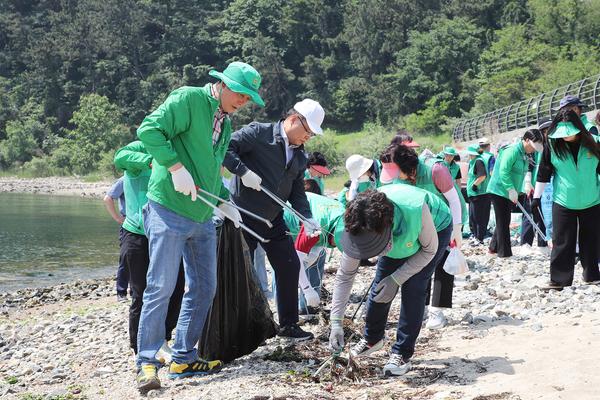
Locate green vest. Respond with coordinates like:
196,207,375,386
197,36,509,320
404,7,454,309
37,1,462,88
444,160,468,224
550,143,600,210
394,159,455,230
284,192,346,248
487,141,528,200
122,169,152,235
378,184,425,259
444,161,460,180
304,170,325,194
337,180,375,207
467,156,489,197
114,141,153,235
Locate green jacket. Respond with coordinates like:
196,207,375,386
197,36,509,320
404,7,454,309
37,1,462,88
487,141,528,200
137,84,230,223
284,192,345,249
444,161,460,180
550,143,600,210
114,141,153,235
378,184,425,259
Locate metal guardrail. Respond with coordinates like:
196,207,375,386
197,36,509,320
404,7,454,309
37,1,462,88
453,73,600,142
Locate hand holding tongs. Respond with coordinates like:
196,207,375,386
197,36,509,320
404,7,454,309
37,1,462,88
195,186,271,243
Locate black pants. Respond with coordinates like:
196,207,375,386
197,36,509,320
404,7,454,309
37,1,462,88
242,211,300,327
425,249,453,308
116,226,130,295
469,194,491,242
550,202,600,286
489,194,513,258
520,196,547,247
123,230,185,353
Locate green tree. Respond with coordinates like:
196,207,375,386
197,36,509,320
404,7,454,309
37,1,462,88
62,93,128,175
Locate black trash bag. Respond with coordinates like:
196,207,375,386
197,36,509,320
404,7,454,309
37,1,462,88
199,219,277,363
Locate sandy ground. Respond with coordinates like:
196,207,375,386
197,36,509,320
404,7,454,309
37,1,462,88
0,177,112,198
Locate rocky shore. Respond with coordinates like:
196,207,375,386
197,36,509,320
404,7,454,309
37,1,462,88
0,177,112,198
1,244,599,399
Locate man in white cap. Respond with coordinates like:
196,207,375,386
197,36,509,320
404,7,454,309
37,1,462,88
223,99,325,341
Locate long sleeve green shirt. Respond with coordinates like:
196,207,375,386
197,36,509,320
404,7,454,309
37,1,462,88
137,84,230,223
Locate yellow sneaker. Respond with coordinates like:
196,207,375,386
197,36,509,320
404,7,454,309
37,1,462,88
168,358,223,379
136,364,161,393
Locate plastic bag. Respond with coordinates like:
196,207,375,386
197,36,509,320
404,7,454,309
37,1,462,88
199,220,277,363
443,247,469,275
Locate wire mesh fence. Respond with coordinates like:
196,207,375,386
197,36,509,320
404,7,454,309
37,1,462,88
453,74,600,142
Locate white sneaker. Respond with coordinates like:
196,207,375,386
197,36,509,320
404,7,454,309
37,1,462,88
425,308,447,330
383,353,411,376
155,341,173,364
350,338,384,358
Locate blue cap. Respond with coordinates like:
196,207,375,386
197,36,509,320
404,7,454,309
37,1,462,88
553,95,587,111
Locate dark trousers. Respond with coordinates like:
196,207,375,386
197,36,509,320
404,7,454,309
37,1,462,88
520,196,547,247
242,212,300,327
123,229,185,353
364,224,452,360
469,194,491,242
116,226,130,295
489,194,513,258
425,249,453,308
550,202,600,286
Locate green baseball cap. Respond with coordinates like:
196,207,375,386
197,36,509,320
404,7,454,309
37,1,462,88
549,122,580,139
209,62,265,107
443,146,457,156
466,144,480,156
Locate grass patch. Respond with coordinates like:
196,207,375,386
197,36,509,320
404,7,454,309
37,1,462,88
5,376,19,384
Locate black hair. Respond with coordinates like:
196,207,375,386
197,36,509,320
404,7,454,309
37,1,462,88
390,131,414,146
547,108,600,161
344,190,394,235
343,180,351,188
303,179,322,195
308,151,328,167
522,128,543,143
379,144,395,163
393,144,419,177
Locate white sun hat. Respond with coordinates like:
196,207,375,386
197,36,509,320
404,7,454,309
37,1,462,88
345,154,374,181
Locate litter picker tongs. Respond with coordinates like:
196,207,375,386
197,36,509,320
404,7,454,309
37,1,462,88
259,184,320,234
195,186,271,243
516,200,548,243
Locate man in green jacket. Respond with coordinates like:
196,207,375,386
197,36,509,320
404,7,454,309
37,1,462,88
135,61,264,392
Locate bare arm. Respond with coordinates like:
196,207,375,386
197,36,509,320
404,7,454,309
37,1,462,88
103,195,124,224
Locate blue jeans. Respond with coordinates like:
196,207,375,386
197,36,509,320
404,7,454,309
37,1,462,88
298,247,326,311
136,200,217,367
253,245,269,294
364,224,452,360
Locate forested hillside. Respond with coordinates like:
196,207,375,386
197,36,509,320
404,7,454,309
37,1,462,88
1,0,599,175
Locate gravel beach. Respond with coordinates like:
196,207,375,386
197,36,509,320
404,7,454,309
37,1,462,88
1,243,599,400
0,177,112,199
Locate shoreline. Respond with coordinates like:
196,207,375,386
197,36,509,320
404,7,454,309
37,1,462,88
0,177,113,199
1,245,599,399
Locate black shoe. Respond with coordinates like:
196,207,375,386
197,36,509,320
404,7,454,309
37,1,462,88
540,280,565,291
278,323,314,341
117,293,128,303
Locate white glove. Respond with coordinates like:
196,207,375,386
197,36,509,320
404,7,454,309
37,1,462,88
508,188,518,203
241,170,262,191
304,218,321,237
451,224,462,249
304,287,320,308
329,319,344,352
216,202,242,228
171,166,197,201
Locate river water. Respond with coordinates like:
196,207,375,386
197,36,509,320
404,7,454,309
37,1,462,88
0,192,120,292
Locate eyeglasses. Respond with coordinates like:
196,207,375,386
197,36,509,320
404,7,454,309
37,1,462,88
298,116,316,137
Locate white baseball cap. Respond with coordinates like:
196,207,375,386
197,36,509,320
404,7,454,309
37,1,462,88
345,154,374,181
294,99,324,135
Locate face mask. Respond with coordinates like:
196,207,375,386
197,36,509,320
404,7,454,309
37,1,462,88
532,141,543,153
